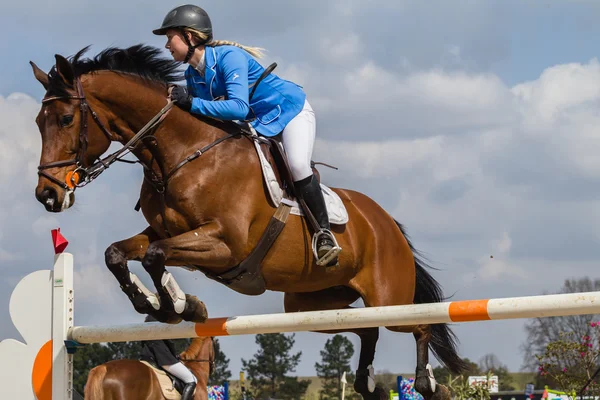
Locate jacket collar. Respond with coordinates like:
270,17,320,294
186,47,217,85
205,46,217,69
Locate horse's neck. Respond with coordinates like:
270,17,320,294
88,73,222,177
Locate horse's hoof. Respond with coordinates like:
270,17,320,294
430,384,451,400
181,294,208,323
358,386,387,400
151,310,183,324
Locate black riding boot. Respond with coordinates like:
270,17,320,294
295,174,341,265
181,381,196,400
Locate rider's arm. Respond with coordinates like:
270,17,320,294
190,48,250,120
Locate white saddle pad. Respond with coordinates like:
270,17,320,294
249,130,348,225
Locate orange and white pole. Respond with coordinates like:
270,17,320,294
69,291,600,343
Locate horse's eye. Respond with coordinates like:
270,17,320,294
60,115,74,127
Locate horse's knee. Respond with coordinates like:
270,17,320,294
142,243,166,273
105,244,125,266
105,245,129,281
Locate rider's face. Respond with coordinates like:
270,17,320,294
164,30,189,62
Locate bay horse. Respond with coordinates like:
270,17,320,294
31,45,466,400
84,336,214,400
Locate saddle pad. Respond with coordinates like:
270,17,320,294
250,131,349,225
140,360,181,400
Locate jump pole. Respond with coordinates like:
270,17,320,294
70,291,600,343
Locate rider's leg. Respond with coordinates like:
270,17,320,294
281,99,341,265
162,362,197,400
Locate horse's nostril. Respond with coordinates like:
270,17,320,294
38,188,58,211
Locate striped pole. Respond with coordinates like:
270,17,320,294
69,291,600,344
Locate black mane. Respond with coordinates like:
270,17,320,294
47,44,184,96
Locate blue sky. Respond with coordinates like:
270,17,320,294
2,0,600,385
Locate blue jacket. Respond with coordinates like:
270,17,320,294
184,45,307,137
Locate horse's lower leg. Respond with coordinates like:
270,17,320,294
353,328,387,400
105,227,162,316
141,243,207,323
413,325,451,400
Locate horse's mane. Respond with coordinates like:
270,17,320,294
47,44,184,97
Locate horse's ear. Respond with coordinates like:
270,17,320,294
54,54,74,87
29,61,49,89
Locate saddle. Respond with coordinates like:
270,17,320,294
250,131,348,225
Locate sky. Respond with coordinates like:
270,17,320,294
2,0,600,384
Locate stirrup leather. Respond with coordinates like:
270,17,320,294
312,229,342,266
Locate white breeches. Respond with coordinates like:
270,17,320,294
281,100,316,182
162,362,197,384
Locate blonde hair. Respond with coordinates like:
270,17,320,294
184,28,265,59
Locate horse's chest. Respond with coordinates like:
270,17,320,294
141,199,194,238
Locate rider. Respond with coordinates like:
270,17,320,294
140,315,197,400
152,4,341,266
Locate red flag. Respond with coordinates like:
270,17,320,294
51,228,69,254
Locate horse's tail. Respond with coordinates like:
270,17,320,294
83,365,107,400
394,219,469,375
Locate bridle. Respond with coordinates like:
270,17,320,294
38,77,115,190
38,76,173,191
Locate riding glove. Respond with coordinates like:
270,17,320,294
171,85,193,111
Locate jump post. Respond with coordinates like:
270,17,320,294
3,247,600,399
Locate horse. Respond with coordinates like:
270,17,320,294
31,45,467,400
84,336,214,400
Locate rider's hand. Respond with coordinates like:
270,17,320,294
170,85,193,111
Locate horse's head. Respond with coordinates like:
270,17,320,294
31,45,184,213
31,54,112,212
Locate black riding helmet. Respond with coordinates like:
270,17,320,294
153,4,213,63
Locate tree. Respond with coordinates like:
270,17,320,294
73,343,113,394
478,353,514,391
537,323,600,399
241,333,310,399
314,334,355,399
522,278,600,373
209,338,232,386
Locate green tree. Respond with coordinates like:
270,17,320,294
314,334,355,399
241,333,310,399
209,338,232,386
73,343,113,394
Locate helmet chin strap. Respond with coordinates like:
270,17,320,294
181,29,203,63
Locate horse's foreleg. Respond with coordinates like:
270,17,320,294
105,227,163,316
141,223,232,323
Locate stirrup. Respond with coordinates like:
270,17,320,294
312,229,342,266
